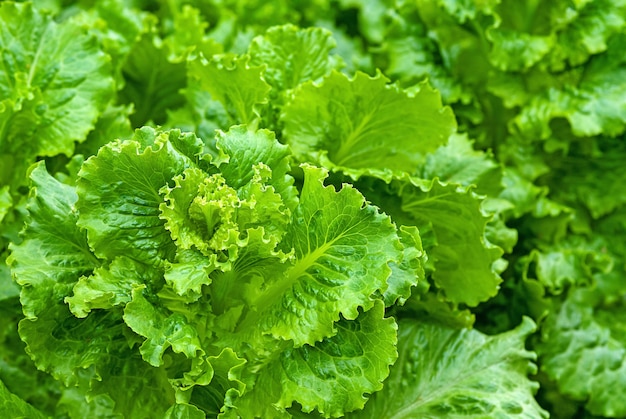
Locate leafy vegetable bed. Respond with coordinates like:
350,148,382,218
1,0,625,417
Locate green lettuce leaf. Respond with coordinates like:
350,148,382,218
487,0,626,71
248,24,342,92
396,177,503,306
537,285,626,417
188,53,270,126
76,128,200,263
535,210,626,417
0,378,47,419
162,5,222,63
170,348,247,417
0,1,114,188
0,187,10,225
213,125,297,209
337,0,391,44
0,295,61,417
514,33,626,141
123,285,204,367
65,256,159,318
67,0,151,88
8,162,98,319
520,235,612,295
350,317,548,418
383,225,425,307
421,133,502,197
84,348,176,418
236,165,402,346
74,103,134,158
282,71,456,179
230,301,397,418
119,30,187,126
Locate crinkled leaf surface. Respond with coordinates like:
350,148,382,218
239,165,402,346
188,54,270,125
123,285,203,367
0,1,114,187
214,125,297,209
398,178,502,306
383,225,425,307
537,282,626,417
514,33,626,140
65,256,160,318
248,24,342,91
76,128,199,263
84,348,176,418
230,301,397,418
421,134,502,196
349,317,548,418
8,162,98,318
282,71,456,177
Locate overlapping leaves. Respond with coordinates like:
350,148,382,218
9,125,415,417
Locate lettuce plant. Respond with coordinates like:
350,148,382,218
1,0,625,418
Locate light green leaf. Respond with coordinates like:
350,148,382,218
398,178,502,306
8,162,98,319
545,0,626,68
165,403,206,419
163,5,221,62
188,53,270,125
282,71,456,178
486,29,553,72
160,167,241,259
68,0,151,87
171,349,247,416
211,226,291,325
350,317,548,418
0,261,18,301
248,24,342,91
166,75,229,140
75,103,134,158
422,133,502,197
401,292,476,329
374,4,472,105
235,165,293,238
520,235,612,295
66,256,161,318
0,1,114,187
0,378,47,419
239,165,402,345
545,139,626,219
436,0,499,22
337,0,392,43
214,125,296,210
164,249,216,300
76,128,198,264
123,285,204,367
56,386,118,418
232,301,397,418
383,225,425,307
